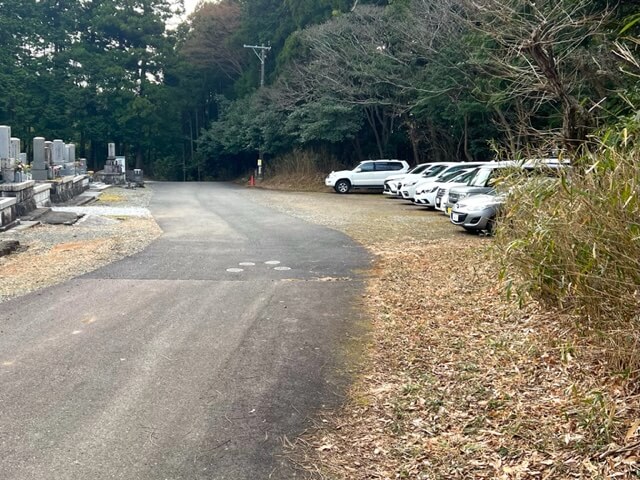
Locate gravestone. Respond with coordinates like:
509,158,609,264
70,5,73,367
11,138,23,181
10,138,20,160
44,141,53,165
31,137,49,181
0,126,10,159
94,142,126,184
52,140,65,165
66,144,76,163
0,126,14,182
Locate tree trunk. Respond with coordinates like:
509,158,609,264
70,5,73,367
463,113,472,162
364,107,385,158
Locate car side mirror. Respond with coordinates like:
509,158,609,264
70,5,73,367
354,167,362,173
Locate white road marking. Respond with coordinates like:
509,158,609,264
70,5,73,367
265,261,281,265
274,267,291,271
72,330,82,335
239,262,256,266
226,268,244,273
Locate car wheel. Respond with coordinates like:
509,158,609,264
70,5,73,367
334,180,351,194
486,217,496,234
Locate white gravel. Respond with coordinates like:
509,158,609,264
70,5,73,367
52,206,152,217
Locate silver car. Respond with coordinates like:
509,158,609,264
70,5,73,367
445,161,516,214
450,193,504,232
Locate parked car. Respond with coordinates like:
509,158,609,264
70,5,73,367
449,161,569,232
414,168,479,209
325,159,410,193
401,162,487,201
450,192,505,232
383,163,434,197
445,161,516,214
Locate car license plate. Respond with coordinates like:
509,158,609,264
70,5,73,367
446,207,452,215
452,213,459,222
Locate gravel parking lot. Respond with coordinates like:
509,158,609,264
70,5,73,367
243,189,467,247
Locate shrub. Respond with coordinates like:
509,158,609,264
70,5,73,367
494,120,640,379
262,148,346,191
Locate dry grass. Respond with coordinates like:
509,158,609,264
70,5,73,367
260,149,346,192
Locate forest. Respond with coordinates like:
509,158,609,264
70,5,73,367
0,0,637,180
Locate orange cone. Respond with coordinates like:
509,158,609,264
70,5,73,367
249,175,255,186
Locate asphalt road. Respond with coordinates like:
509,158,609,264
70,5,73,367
0,183,370,479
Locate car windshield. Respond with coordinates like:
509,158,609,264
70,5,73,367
436,168,471,183
449,168,478,184
421,165,447,177
468,167,500,187
408,164,430,174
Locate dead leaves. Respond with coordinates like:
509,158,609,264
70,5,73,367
297,239,640,479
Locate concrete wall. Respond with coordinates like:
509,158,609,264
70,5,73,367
33,184,52,208
0,197,18,231
49,175,89,203
0,180,37,216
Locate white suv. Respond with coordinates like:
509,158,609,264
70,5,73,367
325,160,410,194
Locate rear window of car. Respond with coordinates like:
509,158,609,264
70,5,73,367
375,162,404,171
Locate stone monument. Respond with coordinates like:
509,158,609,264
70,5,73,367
52,139,65,165
31,137,49,181
0,126,14,182
94,142,126,184
10,138,20,161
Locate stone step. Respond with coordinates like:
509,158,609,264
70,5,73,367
11,221,40,231
39,210,82,226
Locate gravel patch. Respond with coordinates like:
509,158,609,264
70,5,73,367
0,185,161,303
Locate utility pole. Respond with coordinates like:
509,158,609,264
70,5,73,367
243,43,271,178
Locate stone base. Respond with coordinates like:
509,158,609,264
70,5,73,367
31,168,50,181
0,197,18,230
94,171,127,185
48,175,90,203
0,181,37,216
34,183,52,208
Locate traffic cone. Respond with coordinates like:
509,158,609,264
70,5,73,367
249,175,255,186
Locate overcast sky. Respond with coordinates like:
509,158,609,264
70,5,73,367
183,0,205,15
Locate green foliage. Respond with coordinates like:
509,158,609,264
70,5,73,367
2,0,638,179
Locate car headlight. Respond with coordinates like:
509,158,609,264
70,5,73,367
457,192,469,200
466,203,498,213
406,181,417,187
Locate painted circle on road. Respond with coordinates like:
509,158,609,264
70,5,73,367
265,261,281,265
226,268,244,273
